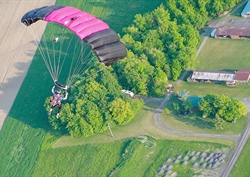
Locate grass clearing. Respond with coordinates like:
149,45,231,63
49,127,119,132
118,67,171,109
230,137,250,177
173,81,250,98
196,38,250,71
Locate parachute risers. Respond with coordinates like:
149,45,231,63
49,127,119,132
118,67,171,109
54,81,68,90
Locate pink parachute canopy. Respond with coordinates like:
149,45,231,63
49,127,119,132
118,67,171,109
45,6,109,40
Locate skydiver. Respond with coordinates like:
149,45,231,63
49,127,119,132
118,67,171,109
48,85,68,118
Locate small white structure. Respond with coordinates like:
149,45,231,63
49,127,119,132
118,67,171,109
210,29,217,37
241,0,250,17
121,90,134,98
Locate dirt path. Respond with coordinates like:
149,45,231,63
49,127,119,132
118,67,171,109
0,1,56,130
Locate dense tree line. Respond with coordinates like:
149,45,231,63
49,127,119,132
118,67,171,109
45,66,143,137
115,0,241,96
199,94,247,124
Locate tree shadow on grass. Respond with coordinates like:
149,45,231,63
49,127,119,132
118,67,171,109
171,111,215,130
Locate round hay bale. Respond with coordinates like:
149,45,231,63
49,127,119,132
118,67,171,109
192,162,199,167
182,161,188,166
166,158,172,163
201,163,207,168
176,155,182,159
190,151,196,156
166,165,173,170
166,170,172,175
205,157,210,162
186,151,191,155
206,163,212,169
161,164,167,169
183,156,189,161
173,159,179,164
195,151,201,156
209,153,214,158
219,157,224,162
213,161,220,168
171,172,177,177
201,152,207,157
213,157,218,163
190,156,197,161
213,153,219,158
157,169,164,175
198,157,204,163
209,158,214,163
221,153,227,159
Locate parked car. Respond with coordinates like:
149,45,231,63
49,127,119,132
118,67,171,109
121,90,134,98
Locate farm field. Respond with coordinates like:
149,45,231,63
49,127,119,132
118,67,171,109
0,0,250,177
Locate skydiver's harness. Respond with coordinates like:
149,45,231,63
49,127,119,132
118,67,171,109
50,94,62,107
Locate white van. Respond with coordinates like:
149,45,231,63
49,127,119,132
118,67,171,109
121,90,134,98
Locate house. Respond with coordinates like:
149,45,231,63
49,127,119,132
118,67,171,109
241,0,250,17
188,69,250,85
235,69,250,83
188,70,235,84
214,27,250,39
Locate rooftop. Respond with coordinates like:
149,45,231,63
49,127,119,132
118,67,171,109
215,27,250,36
235,69,250,81
191,70,235,81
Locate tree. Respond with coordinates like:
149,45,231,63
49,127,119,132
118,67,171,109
164,108,171,115
173,103,180,114
214,116,226,130
183,98,192,113
199,93,247,122
109,98,134,125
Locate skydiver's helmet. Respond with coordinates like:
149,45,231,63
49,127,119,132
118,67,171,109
55,89,61,94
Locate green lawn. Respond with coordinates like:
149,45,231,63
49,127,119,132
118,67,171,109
173,81,250,98
196,38,250,71
230,137,250,177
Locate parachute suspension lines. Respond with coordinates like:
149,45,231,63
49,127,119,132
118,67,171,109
66,36,98,87
25,24,98,88
21,5,127,89
25,25,56,81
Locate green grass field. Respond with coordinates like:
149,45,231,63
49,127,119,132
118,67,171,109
33,136,228,177
0,0,249,176
230,137,250,177
196,38,250,71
